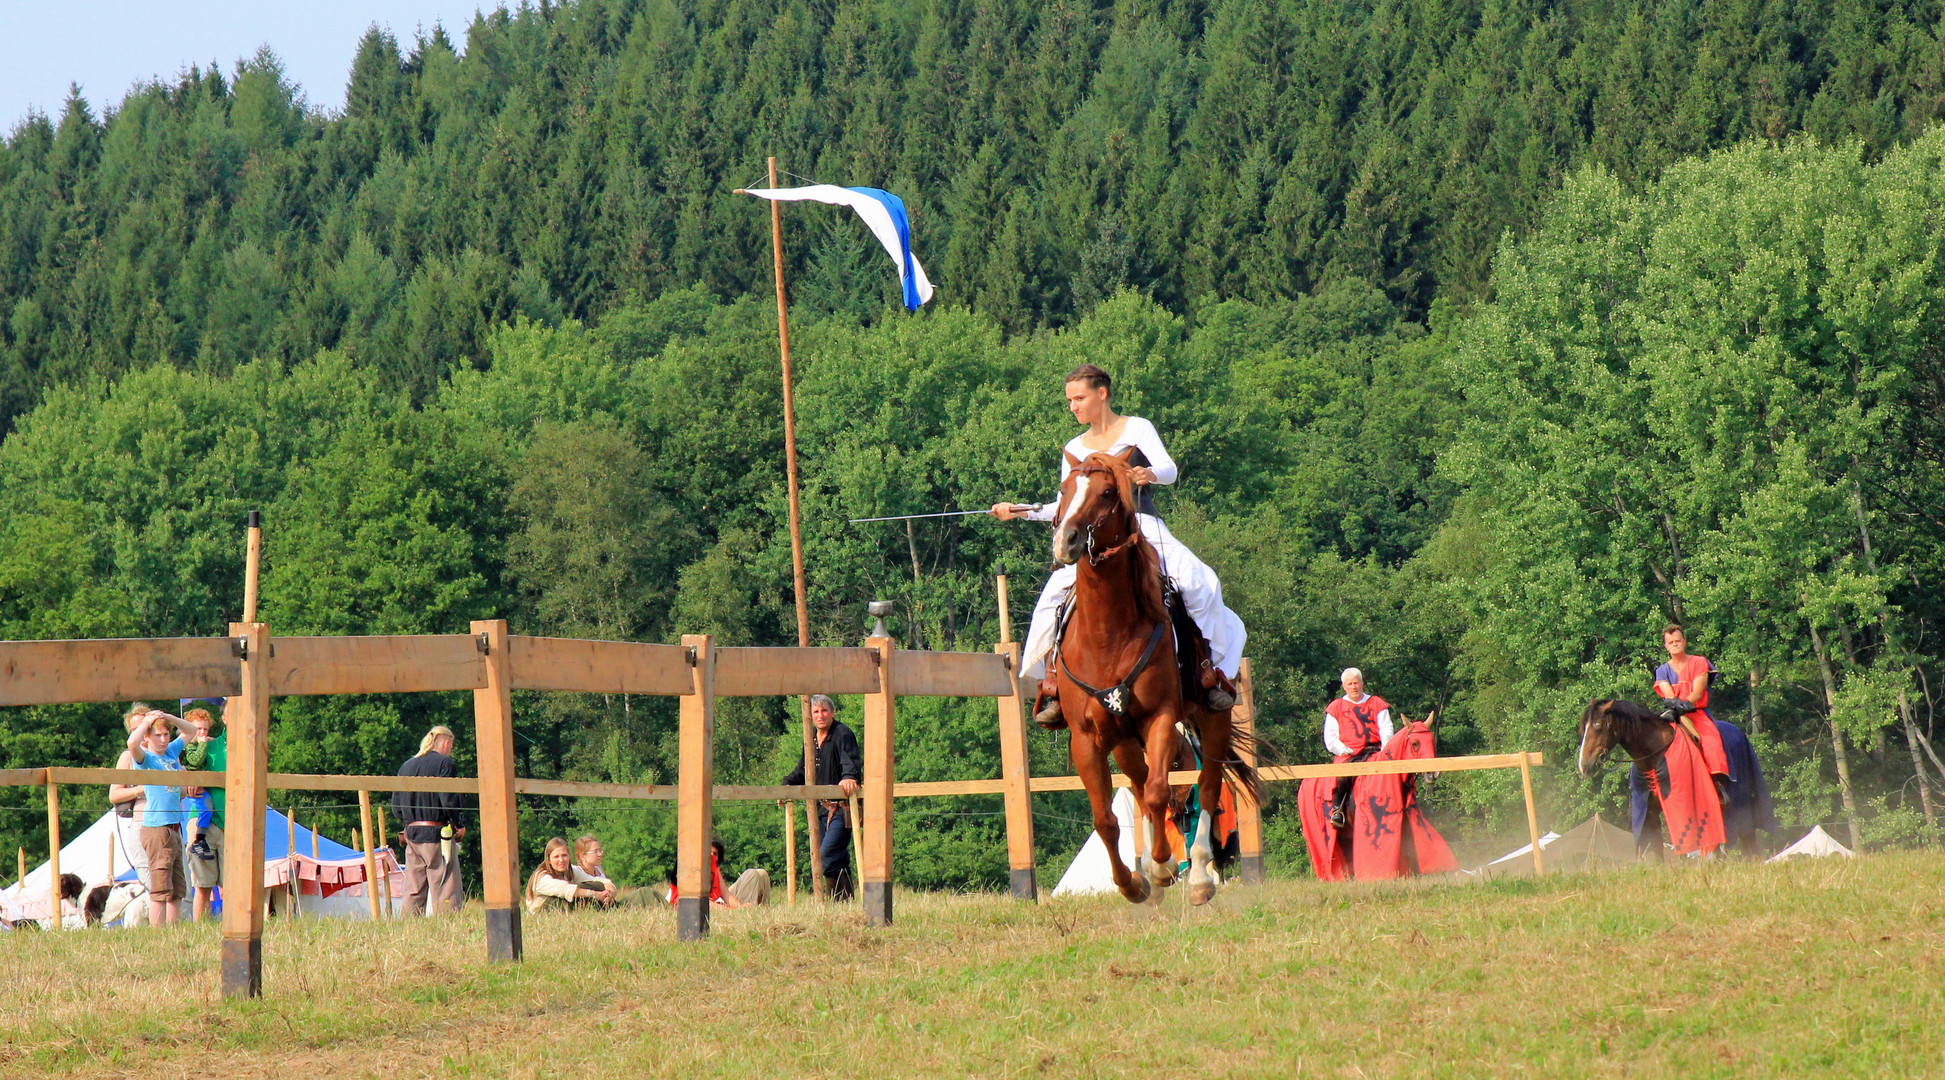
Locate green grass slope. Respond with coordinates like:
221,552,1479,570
3,852,1940,1077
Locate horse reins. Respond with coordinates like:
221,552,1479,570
1591,710,1673,778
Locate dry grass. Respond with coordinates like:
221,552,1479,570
2,851,1941,1078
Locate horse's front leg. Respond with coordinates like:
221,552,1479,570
1104,735,1159,895
1186,710,1228,906
1116,717,1179,894
1640,790,1667,864
1077,728,1148,904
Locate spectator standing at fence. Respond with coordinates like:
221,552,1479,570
126,708,198,926
780,694,862,900
108,704,155,889
392,725,468,915
178,700,226,923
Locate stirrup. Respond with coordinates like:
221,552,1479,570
1205,685,1236,710
1327,805,1348,830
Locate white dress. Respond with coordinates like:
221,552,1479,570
1019,417,1246,681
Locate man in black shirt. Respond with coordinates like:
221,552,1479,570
782,695,863,900
392,724,469,915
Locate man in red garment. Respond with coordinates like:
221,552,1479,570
1653,624,1731,794
1323,668,1392,829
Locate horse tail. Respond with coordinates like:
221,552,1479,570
1220,720,1268,807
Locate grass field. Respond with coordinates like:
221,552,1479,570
2,851,1940,1078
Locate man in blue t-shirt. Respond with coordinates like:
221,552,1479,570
125,708,199,926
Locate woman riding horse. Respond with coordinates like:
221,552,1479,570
992,364,1247,730
1015,444,1256,904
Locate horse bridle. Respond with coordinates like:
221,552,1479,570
1066,463,1142,566
1587,706,1667,775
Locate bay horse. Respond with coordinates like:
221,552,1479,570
1049,447,1260,906
1579,699,1764,858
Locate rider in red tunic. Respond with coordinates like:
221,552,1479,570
1653,624,1731,785
1323,668,1392,829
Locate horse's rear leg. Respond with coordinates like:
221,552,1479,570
1186,710,1228,906
1077,730,1148,904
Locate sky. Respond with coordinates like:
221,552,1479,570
2,2,481,132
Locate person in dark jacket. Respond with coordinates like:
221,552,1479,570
392,725,469,915
781,695,863,900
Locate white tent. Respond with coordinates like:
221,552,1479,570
1477,830,1561,874
1767,824,1854,862
0,809,143,926
1475,817,1639,878
1051,788,1145,897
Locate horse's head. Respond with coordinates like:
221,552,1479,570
1577,699,1622,777
1052,448,1140,566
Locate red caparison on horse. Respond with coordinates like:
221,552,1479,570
1048,447,1261,906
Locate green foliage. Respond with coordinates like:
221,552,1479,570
4,0,1944,431
5,2,1945,885
1442,130,1945,837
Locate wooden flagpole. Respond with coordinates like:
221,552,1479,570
242,511,262,623
747,156,825,899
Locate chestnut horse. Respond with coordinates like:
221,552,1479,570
1049,448,1260,906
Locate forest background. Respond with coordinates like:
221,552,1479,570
2,0,1944,892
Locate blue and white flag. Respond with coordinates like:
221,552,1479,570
742,185,935,310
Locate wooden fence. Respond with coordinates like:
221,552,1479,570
0,628,1544,999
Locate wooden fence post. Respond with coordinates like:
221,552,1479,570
45,781,59,929
995,641,1037,901
357,790,381,922
375,805,393,917
222,622,270,998
675,634,716,941
286,810,300,917
861,636,897,927
783,800,797,905
471,619,522,962
1231,657,1265,884
848,791,864,900
1520,751,1544,876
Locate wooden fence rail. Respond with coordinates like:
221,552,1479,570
0,628,1549,1002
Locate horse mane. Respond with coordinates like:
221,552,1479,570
1602,699,1669,726
1082,451,1171,627
1581,698,1677,758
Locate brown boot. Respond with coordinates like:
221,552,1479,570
1032,677,1067,731
1202,663,1236,711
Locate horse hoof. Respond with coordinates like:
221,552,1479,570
1188,882,1216,907
1122,878,1151,904
1144,862,1177,889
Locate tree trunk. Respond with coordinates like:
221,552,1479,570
906,519,924,650
1903,691,1937,831
1835,620,1887,763
1808,624,1863,850
1748,665,1762,737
